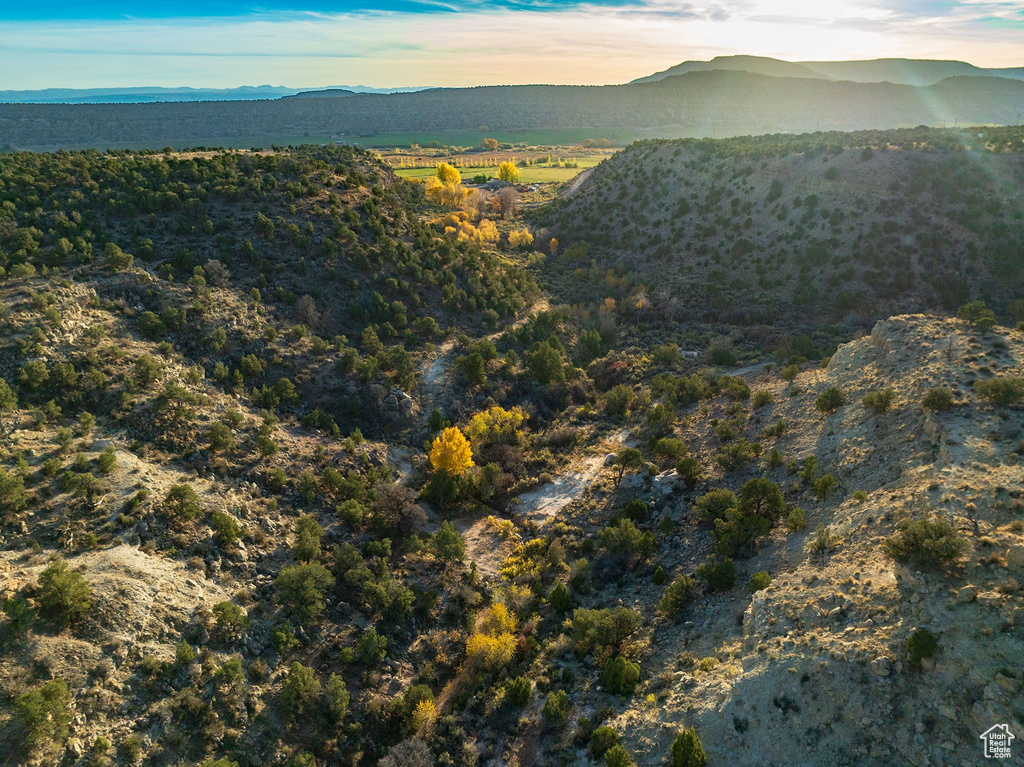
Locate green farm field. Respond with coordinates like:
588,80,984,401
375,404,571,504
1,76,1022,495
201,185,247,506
394,160,602,183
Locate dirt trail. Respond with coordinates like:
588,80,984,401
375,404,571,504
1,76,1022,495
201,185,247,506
730,359,774,378
514,427,631,525
562,166,594,197
457,515,516,580
415,298,550,418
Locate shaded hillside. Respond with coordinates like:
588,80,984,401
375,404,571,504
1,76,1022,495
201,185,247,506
3,71,1024,150
534,126,1024,335
0,146,536,436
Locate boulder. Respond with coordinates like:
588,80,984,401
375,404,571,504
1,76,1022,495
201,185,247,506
870,656,892,677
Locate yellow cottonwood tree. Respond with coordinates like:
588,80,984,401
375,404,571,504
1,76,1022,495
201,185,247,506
466,406,527,447
425,176,469,208
435,162,461,186
465,602,518,671
508,228,534,249
498,161,521,183
429,426,474,476
465,632,516,672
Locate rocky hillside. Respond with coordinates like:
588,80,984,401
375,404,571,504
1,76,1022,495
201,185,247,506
535,126,1024,337
589,314,1024,765
1,140,1022,767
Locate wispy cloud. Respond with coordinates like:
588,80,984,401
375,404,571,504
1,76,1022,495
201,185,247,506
0,0,1021,89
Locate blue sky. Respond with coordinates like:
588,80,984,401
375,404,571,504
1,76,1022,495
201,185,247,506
1,0,1022,88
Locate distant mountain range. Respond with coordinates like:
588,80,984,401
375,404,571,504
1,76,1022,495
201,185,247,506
632,55,1024,86
0,85,430,104
3,70,1023,151
4,57,1020,106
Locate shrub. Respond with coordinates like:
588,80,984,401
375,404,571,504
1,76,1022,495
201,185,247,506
433,520,466,563
862,388,895,414
957,300,996,330
591,726,620,758
604,385,635,417
164,484,202,520
282,662,321,718
36,559,92,627
785,507,807,531
549,582,570,613
356,626,388,665
696,557,735,592
752,390,774,409
605,745,635,767
812,474,838,499
175,640,196,666
601,655,640,695
14,679,71,750
815,387,846,413
505,676,531,707
624,499,649,521
714,438,762,471
653,438,688,464
542,689,569,726
212,600,248,638
275,563,335,624
210,511,243,547
657,574,697,618
906,628,939,670
671,727,707,767
975,376,1024,406
599,519,655,568
208,422,236,452
0,470,27,518
96,446,117,475
570,607,642,654
675,457,704,489
709,346,736,366
3,596,35,643
749,571,771,591
780,364,799,383
293,514,323,563
694,488,739,523
808,524,841,557
883,515,967,570
922,387,954,411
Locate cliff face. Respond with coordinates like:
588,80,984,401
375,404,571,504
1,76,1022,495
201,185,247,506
603,314,1024,765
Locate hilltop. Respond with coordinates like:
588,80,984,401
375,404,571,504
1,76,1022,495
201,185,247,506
633,55,1024,86
534,126,1024,348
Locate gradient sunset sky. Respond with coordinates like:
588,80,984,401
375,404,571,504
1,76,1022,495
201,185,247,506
1,0,1022,89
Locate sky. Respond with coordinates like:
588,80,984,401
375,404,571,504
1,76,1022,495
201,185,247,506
0,0,1022,89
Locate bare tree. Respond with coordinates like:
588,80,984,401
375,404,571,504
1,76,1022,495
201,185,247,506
204,259,231,287
379,739,433,767
296,294,319,328
498,187,520,220
373,483,426,543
